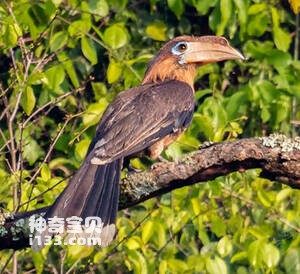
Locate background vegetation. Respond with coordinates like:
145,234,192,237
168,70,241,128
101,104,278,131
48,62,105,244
0,0,299,273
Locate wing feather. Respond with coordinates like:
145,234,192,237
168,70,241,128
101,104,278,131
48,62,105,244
90,80,194,164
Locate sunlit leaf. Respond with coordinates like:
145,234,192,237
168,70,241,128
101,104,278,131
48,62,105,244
167,0,184,19
88,0,109,17
50,31,68,52
21,86,36,115
82,99,109,127
142,220,154,243
81,36,98,65
103,25,127,49
107,59,123,83
41,164,51,181
206,256,228,274
217,0,232,35
262,243,280,268
217,236,233,257
146,21,167,41
273,27,292,52
247,240,264,269
75,139,91,160
284,248,300,274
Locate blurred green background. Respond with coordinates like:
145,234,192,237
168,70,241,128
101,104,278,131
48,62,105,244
0,0,299,273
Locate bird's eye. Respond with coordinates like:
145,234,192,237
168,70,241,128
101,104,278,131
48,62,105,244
172,42,188,55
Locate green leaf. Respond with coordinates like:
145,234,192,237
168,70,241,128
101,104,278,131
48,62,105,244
75,139,91,160
167,0,184,19
167,259,188,273
27,71,47,85
284,248,300,274
127,250,148,274
4,24,19,47
45,65,65,92
233,0,247,36
271,7,280,28
206,256,228,274
68,20,92,37
191,198,201,215
247,240,264,269
57,52,80,88
107,59,123,83
51,0,63,7
82,99,109,127
209,5,221,33
146,21,167,41
266,50,292,71
247,14,268,37
165,142,183,159
159,260,168,274
258,80,277,103
192,0,217,15
193,114,214,140
248,3,267,15
81,36,98,65
225,90,248,120
126,236,142,250
91,82,107,100
257,189,272,207
50,31,68,52
21,86,36,115
103,25,128,49
217,236,233,257
67,245,94,259
211,215,226,237
41,164,51,181
142,220,154,243
275,188,293,203
155,223,166,249
31,251,45,274
262,243,280,268
88,0,109,17
273,26,291,52
217,0,232,36
23,136,45,165
230,251,248,263
261,107,270,123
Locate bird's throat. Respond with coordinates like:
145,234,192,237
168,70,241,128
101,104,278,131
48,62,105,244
142,59,196,90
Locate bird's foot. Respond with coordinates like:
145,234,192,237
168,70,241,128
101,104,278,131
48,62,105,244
157,155,169,163
151,155,170,170
127,164,142,173
199,141,216,149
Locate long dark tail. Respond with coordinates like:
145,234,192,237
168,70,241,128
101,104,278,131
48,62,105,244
44,156,123,247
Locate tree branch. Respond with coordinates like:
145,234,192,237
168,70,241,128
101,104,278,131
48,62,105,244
1,135,299,250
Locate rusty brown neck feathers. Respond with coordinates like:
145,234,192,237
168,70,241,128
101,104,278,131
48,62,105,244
142,59,196,89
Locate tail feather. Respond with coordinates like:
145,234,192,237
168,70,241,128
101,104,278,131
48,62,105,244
38,156,122,248
102,160,121,225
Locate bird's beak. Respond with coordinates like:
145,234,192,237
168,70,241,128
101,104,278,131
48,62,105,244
184,36,245,64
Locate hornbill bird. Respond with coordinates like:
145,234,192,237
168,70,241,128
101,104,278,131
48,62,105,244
43,35,244,247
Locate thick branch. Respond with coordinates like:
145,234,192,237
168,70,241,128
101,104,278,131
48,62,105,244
1,135,299,250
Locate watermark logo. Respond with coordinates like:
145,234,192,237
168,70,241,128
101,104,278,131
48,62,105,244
29,215,104,246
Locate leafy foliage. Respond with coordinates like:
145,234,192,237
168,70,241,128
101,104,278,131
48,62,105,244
0,0,299,273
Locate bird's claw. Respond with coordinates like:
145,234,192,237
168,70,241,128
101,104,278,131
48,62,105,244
157,155,169,163
199,141,216,149
127,164,142,173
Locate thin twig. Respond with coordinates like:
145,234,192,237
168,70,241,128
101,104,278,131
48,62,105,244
292,11,299,138
22,86,85,129
95,209,155,268
25,116,74,211
18,175,71,209
0,251,14,274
